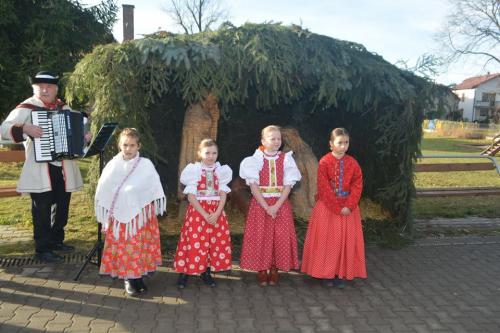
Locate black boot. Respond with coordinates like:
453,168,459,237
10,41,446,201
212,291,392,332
177,274,188,289
124,279,139,296
201,267,216,287
35,251,64,263
135,277,147,293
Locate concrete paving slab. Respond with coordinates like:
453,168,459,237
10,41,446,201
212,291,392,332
1,235,500,332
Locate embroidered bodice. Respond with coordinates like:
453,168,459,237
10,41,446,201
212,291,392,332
239,149,301,197
257,152,285,196
196,166,220,199
315,153,363,214
180,162,233,201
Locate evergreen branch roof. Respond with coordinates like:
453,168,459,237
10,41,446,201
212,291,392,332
66,22,435,228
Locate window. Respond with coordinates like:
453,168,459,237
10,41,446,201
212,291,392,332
482,92,495,102
480,109,489,117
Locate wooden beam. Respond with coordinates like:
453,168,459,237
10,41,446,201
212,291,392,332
415,163,495,172
0,187,20,197
0,150,25,162
416,187,500,197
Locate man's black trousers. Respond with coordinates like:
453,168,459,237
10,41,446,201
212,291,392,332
30,164,71,253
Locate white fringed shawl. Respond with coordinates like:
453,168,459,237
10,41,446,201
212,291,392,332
94,153,166,240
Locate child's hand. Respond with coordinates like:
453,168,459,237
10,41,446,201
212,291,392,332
84,131,92,143
206,212,220,225
340,207,351,216
264,206,277,219
267,205,279,218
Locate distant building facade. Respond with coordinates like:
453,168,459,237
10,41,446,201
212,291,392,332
452,73,500,123
425,85,460,120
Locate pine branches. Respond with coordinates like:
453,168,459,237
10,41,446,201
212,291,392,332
66,23,435,230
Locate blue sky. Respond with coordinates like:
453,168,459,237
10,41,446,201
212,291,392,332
84,0,500,86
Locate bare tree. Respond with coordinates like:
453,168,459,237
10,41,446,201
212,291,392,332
163,0,229,34
436,0,500,67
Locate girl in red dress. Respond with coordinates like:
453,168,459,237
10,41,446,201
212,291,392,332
174,139,233,288
301,127,366,287
95,128,166,296
239,125,302,286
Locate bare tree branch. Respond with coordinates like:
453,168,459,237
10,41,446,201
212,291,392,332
436,0,500,67
163,0,229,34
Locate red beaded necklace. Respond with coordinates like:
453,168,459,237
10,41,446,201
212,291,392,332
263,150,279,157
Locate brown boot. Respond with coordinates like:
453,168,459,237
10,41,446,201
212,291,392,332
269,267,279,286
257,270,268,286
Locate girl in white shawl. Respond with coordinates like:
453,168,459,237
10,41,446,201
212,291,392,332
95,128,166,296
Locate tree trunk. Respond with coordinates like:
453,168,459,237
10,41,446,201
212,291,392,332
177,93,220,200
281,127,318,219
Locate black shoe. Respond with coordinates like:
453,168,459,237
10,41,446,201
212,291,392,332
135,278,148,292
177,274,188,289
35,251,64,263
201,268,216,287
322,279,335,287
124,279,139,296
333,278,346,289
52,243,75,252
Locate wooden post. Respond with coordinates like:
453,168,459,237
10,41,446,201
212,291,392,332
281,127,317,219
177,93,220,200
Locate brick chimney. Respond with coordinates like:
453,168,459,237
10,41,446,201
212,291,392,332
122,4,135,41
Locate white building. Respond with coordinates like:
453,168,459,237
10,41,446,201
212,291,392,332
452,73,500,122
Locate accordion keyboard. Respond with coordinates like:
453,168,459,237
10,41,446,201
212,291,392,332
31,109,84,162
32,111,56,162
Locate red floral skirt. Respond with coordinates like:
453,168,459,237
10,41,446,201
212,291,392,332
240,197,299,272
174,200,232,274
100,211,162,279
301,200,367,280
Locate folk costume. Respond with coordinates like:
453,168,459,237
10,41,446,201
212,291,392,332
301,153,367,280
1,92,83,255
95,152,166,279
0,96,83,193
174,162,233,274
239,148,301,272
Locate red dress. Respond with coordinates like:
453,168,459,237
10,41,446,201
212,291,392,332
174,168,232,274
240,152,299,271
100,204,162,279
301,153,367,280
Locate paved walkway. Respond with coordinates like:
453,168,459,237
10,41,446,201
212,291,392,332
1,233,500,333
414,218,500,230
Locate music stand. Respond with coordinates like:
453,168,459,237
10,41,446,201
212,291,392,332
74,122,118,281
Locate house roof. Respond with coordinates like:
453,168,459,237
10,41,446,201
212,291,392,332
454,73,500,90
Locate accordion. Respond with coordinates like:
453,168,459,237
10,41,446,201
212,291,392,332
31,109,85,162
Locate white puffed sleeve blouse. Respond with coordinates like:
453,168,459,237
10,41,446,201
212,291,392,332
180,163,200,195
180,162,233,195
283,151,302,186
215,164,233,193
239,149,301,187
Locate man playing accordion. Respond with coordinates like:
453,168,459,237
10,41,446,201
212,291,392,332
1,71,88,263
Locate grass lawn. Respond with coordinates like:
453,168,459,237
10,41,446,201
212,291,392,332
1,132,499,256
413,132,500,219
0,158,246,257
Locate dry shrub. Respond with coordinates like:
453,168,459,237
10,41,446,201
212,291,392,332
359,198,392,220
435,126,485,139
463,131,485,139
430,120,485,139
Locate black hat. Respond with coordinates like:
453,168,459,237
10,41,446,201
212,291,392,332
30,71,59,85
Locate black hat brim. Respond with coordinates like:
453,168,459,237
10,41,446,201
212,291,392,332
30,77,59,85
